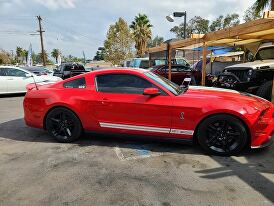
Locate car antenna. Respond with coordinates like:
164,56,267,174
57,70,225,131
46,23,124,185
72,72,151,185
31,75,39,90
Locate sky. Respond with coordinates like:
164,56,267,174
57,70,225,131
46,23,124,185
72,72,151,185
0,0,256,60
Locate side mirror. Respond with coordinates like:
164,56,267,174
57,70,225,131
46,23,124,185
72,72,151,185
181,77,191,88
25,73,33,78
143,88,161,96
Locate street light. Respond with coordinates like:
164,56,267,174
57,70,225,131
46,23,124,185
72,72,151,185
166,11,187,39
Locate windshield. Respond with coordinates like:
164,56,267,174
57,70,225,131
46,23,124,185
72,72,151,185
145,72,183,95
255,47,274,60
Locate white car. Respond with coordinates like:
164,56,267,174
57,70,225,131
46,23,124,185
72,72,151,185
0,66,62,94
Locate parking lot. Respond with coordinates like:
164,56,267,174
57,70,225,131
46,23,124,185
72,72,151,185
0,95,273,206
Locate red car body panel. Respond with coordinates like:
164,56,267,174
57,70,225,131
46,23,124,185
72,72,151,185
23,68,274,148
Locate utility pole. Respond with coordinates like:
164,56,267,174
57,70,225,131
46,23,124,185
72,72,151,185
36,15,46,66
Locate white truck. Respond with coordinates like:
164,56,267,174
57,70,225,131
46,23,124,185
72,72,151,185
214,44,274,101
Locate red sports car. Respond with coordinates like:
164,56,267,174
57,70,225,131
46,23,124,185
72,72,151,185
23,68,274,155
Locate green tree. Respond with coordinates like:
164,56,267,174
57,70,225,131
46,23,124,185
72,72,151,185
22,49,28,63
130,14,153,57
0,50,11,65
16,47,23,63
243,5,262,22
209,16,223,31
188,16,209,34
104,18,134,65
147,36,164,48
223,14,240,28
51,49,60,63
254,0,274,14
93,47,106,61
37,52,49,64
170,16,209,38
209,13,240,31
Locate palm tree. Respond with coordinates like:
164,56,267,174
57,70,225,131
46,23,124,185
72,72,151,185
51,49,60,63
254,0,274,14
22,49,28,63
130,14,153,57
16,47,23,63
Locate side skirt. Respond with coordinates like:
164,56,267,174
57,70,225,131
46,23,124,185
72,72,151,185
84,130,194,145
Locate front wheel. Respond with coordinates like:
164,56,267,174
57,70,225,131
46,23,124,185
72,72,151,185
46,107,82,143
256,81,272,101
197,114,248,155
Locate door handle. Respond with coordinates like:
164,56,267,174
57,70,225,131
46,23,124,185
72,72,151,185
7,78,13,80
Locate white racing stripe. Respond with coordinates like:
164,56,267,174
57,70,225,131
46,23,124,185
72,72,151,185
100,122,170,133
99,122,194,135
170,129,194,135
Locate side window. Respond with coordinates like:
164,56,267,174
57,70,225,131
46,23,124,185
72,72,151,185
177,66,189,72
64,65,72,71
171,67,178,72
140,60,149,69
0,68,7,76
159,66,167,73
63,77,86,88
96,74,159,94
6,68,27,77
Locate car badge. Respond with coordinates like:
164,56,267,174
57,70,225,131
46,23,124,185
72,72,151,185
180,112,184,120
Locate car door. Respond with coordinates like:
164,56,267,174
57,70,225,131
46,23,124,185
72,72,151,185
93,73,172,135
0,68,8,93
5,68,32,93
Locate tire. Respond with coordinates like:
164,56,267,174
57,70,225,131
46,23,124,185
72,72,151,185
45,107,82,143
197,114,248,156
256,81,272,101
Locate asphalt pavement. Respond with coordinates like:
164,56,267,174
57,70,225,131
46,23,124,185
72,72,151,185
0,95,273,206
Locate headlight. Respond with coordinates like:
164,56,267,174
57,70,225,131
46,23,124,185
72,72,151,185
248,69,253,75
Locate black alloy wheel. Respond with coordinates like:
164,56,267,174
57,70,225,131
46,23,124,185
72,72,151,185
46,107,82,143
197,114,248,155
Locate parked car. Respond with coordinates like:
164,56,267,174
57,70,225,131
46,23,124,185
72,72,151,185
23,66,53,76
24,68,273,155
150,64,201,85
0,66,61,94
130,58,150,69
53,62,87,79
214,44,274,101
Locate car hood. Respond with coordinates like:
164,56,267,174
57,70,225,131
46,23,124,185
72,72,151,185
226,60,274,69
181,86,271,110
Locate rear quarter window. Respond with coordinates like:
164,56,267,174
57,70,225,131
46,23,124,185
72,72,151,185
63,77,86,88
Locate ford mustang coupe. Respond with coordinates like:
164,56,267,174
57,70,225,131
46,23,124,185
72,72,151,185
23,68,274,155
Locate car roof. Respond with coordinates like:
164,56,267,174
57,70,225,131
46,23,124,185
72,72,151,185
23,66,46,70
91,67,148,74
0,65,19,68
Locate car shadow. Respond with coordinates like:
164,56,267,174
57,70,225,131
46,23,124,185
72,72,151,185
0,118,273,203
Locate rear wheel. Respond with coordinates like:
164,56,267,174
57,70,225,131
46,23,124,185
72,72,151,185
256,81,272,101
197,114,248,155
46,107,82,143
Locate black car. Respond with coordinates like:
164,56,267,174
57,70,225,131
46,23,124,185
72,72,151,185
23,66,53,76
53,62,87,79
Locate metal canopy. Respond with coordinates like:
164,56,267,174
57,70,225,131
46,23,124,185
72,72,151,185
147,16,274,85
